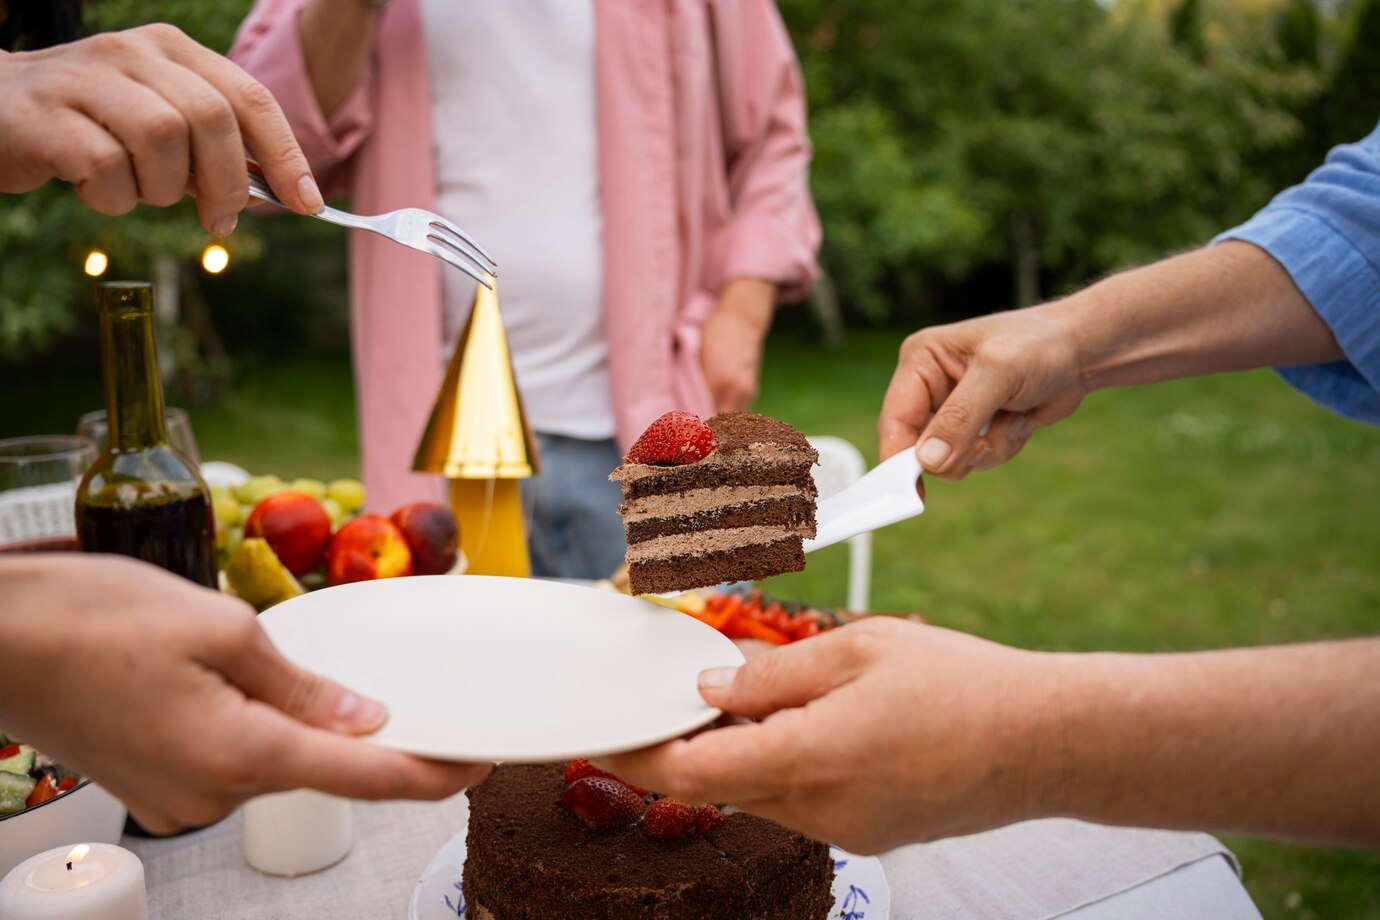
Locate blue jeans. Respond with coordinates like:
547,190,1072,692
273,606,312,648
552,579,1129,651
521,433,627,579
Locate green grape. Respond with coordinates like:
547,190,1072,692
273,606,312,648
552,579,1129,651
326,478,367,513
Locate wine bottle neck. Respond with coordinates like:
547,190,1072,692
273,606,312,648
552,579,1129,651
97,284,168,452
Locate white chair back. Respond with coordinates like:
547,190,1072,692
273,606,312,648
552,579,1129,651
806,435,871,611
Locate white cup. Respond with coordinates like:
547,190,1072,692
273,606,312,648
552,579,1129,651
242,791,352,878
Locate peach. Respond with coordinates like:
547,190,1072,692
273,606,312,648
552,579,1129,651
389,502,460,576
243,491,332,575
326,514,413,585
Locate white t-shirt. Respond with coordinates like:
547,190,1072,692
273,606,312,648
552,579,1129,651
418,0,613,439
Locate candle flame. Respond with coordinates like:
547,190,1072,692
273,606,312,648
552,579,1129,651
84,250,109,277
66,844,90,868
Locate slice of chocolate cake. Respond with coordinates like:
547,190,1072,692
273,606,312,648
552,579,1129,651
611,412,818,595
463,763,835,920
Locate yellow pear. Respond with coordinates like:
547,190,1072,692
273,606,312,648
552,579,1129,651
225,538,303,612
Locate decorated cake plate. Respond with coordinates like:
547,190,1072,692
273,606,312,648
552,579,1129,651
259,575,744,762
409,829,891,920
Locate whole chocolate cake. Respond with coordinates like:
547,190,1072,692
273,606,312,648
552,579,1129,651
463,764,835,919
611,411,819,595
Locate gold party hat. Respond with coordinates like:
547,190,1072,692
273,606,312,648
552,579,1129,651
414,276,539,479
414,276,538,577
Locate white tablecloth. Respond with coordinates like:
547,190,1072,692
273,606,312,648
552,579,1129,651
125,795,1259,919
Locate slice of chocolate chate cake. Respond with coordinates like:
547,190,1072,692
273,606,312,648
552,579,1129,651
610,411,818,595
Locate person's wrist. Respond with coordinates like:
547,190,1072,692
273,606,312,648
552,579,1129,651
998,650,1093,824
1041,289,1115,396
716,278,777,338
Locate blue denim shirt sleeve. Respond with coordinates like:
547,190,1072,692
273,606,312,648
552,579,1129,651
1213,119,1380,425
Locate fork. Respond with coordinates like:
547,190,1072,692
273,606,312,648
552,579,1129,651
246,173,497,288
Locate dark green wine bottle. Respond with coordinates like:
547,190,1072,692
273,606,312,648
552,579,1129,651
75,282,217,588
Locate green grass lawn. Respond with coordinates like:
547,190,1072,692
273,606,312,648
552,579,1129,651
4,329,1378,917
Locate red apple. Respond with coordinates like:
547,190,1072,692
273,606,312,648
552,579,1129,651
389,502,460,576
243,491,332,575
326,514,413,585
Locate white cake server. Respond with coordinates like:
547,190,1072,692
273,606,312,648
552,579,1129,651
804,446,925,554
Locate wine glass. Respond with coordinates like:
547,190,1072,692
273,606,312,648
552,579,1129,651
76,407,201,464
0,436,99,552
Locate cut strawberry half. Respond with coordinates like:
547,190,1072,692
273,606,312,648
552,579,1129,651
624,411,718,465
563,759,648,795
642,798,698,839
695,804,726,833
564,758,615,785
561,776,644,831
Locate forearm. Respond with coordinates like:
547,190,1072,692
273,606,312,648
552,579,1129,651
1050,241,1344,393
715,278,777,334
298,0,377,118
1035,638,1380,846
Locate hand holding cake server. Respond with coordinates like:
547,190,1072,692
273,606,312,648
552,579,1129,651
601,126,1380,853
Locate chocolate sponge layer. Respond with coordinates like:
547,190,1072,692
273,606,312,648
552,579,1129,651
620,485,817,543
627,537,805,596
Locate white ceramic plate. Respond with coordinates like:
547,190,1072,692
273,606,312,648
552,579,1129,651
258,576,744,762
409,826,890,920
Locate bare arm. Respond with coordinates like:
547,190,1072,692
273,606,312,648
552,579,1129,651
1044,637,1380,847
599,619,1380,853
1061,241,1342,391
878,241,1344,477
701,277,779,412
297,0,378,118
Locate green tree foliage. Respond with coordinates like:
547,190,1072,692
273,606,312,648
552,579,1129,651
780,0,1318,317
1278,0,1324,67
1325,0,1380,147
1171,0,1209,61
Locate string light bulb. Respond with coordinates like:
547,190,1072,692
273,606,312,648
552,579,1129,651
201,244,230,274
83,250,108,277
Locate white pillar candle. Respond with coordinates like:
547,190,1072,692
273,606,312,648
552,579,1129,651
242,790,352,877
0,843,147,920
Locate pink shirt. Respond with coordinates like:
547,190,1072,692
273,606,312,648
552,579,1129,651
232,0,821,513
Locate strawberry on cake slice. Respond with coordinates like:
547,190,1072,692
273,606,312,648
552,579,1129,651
610,411,818,595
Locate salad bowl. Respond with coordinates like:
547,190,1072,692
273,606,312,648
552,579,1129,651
0,749,125,878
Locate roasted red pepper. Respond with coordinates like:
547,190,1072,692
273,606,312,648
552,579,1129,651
728,617,791,645
25,775,58,808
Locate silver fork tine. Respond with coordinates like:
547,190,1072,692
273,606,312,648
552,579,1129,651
428,217,497,270
427,232,495,285
427,239,494,289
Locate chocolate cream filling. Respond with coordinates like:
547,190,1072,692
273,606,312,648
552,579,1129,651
624,525,801,564
619,484,804,521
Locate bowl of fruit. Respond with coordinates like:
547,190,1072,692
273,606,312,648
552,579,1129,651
0,735,126,879
214,475,465,612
